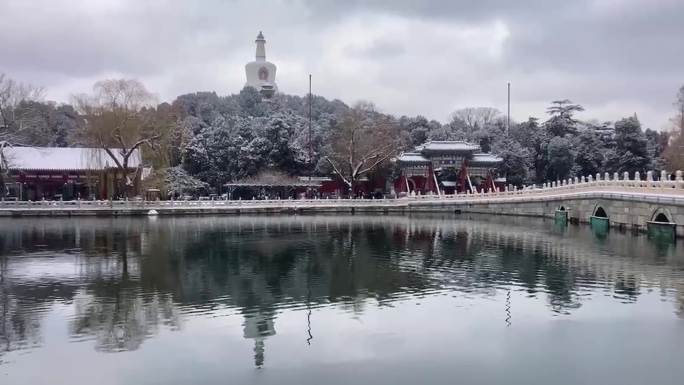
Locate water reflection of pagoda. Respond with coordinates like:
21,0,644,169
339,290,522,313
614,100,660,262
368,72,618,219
2,216,684,363
242,310,276,368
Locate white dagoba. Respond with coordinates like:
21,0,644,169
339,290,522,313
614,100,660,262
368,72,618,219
245,31,278,98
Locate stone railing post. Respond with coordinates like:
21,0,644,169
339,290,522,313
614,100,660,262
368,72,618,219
634,172,641,187
587,175,593,183
623,172,629,186
613,172,619,182
604,172,610,182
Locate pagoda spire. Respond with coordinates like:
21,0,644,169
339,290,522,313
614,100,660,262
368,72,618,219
255,31,266,61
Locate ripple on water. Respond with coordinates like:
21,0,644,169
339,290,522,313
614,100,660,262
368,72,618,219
1,215,683,376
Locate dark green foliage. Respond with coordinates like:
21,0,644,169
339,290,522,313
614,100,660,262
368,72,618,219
545,100,584,137
546,136,575,180
492,138,530,186
605,117,650,174
572,130,605,177
510,117,549,183
0,70,669,190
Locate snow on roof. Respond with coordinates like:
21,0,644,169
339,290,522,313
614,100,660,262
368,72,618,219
419,141,480,152
397,152,430,163
297,176,333,182
471,153,503,164
3,147,142,171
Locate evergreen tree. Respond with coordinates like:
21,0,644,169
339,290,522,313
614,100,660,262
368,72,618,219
605,116,650,174
546,136,575,181
492,138,530,186
572,130,605,177
545,99,584,137
511,117,548,183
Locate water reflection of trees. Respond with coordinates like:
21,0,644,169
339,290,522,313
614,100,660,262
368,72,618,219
0,215,683,363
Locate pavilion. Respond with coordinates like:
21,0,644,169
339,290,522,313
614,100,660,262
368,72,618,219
223,171,323,200
394,141,503,195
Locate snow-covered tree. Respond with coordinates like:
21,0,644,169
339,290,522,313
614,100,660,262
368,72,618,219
510,117,548,183
674,85,684,135
572,130,606,177
450,107,502,135
545,99,584,137
492,138,530,186
0,73,45,143
323,103,400,195
546,136,575,181
73,79,173,197
644,128,669,171
605,116,650,175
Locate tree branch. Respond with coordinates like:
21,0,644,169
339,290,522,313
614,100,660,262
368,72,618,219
357,151,394,176
103,147,124,169
324,156,351,188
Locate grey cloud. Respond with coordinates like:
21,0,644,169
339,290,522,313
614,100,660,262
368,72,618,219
345,39,406,60
0,0,681,130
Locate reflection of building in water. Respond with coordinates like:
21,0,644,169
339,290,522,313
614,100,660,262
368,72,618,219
242,310,276,368
2,214,684,361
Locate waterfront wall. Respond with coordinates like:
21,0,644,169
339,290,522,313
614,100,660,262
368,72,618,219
413,193,684,237
1,170,684,237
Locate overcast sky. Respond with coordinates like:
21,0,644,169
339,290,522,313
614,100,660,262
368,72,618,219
1,0,682,130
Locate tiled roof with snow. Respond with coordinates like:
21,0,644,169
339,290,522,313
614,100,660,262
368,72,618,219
418,141,480,153
470,153,503,164
396,152,430,163
3,147,142,171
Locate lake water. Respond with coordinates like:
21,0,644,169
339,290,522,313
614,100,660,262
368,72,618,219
1,214,683,385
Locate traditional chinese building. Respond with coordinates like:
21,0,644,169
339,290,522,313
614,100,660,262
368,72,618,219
1,147,142,200
394,141,503,195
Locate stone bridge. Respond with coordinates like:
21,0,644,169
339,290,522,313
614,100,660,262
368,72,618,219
1,170,683,237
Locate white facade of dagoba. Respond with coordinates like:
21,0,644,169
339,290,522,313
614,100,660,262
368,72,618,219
245,31,278,98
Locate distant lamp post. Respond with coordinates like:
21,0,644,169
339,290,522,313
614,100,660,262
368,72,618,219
507,82,511,136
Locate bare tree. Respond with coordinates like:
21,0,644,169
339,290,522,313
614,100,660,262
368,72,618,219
0,141,14,198
664,85,684,170
73,79,171,197
0,73,44,142
450,107,502,133
323,102,399,196
675,85,684,135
